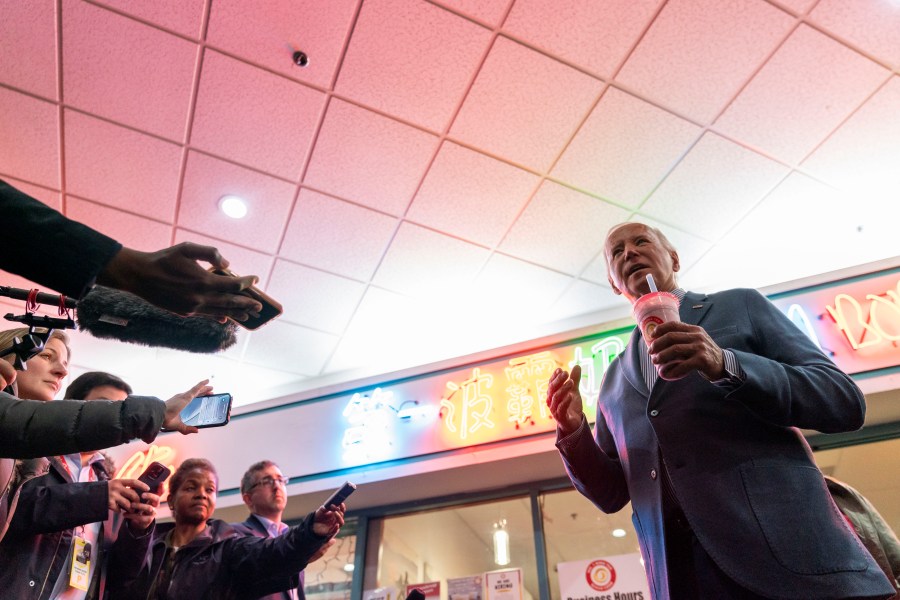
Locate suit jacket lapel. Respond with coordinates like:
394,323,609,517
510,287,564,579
49,456,73,483
247,514,270,537
620,327,649,397
681,291,712,327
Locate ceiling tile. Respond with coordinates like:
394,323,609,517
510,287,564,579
207,0,358,89
66,197,172,253
62,0,197,140
581,251,611,285
266,259,366,334
803,76,900,196
336,0,492,131
810,0,900,69
0,177,60,211
242,319,339,376
145,349,304,408
173,229,275,288
64,110,181,222
372,223,491,296
640,132,789,239
0,0,57,99
178,151,297,254
551,87,701,207
471,253,573,320
0,88,59,188
499,181,630,275
504,0,661,79
325,286,417,375
616,0,795,124
638,217,712,275
432,0,509,25
92,0,205,38
304,99,439,215
190,50,326,180
680,173,895,292
407,142,539,246
768,0,817,15
714,24,890,164
280,188,397,282
450,36,603,172
550,279,622,322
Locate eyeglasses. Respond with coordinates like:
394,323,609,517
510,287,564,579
251,475,289,490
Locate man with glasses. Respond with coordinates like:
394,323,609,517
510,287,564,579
233,461,335,600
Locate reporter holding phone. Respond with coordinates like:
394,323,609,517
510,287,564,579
232,461,337,600
108,458,345,600
0,367,164,599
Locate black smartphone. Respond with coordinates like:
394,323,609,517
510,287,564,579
210,268,283,330
324,481,356,508
179,392,233,428
137,461,171,492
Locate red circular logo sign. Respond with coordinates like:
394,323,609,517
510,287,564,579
586,559,616,591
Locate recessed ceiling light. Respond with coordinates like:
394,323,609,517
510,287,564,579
218,195,248,219
343,563,355,572
612,528,626,538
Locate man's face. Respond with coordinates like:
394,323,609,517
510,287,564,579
242,464,287,520
168,467,217,526
605,223,680,303
83,384,128,401
14,337,69,401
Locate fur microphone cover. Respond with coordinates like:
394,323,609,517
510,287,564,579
76,285,238,353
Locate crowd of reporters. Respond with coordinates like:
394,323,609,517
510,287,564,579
0,178,344,599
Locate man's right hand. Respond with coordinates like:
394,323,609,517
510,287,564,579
547,365,585,436
97,242,263,322
162,380,213,434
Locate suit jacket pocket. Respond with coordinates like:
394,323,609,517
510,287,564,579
740,462,870,575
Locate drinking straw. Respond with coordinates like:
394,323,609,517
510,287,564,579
646,274,658,293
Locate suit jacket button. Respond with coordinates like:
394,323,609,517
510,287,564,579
650,409,659,417
650,469,657,480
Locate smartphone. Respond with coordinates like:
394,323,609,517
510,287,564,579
179,392,233,428
137,461,171,492
210,267,283,330
324,481,356,508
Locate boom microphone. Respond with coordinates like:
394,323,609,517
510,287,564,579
75,285,238,353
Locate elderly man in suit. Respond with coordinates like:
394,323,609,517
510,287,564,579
232,461,335,600
547,222,894,599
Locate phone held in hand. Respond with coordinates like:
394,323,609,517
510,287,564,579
324,481,357,509
180,392,233,428
137,461,171,492
209,267,283,330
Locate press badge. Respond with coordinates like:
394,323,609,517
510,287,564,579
69,536,91,591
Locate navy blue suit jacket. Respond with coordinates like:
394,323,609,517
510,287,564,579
558,288,894,599
232,514,305,600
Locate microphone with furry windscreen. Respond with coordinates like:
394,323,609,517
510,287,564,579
76,285,238,353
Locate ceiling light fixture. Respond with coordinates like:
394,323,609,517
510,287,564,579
218,195,248,219
493,519,510,566
612,528,626,538
343,563,355,572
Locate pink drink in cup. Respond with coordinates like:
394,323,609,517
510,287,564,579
633,291,680,342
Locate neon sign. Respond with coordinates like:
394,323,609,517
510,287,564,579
825,279,900,351
441,367,495,439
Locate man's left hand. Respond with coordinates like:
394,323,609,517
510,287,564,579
647,321,725,381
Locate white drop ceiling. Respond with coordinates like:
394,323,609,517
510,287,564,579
1,0,898,406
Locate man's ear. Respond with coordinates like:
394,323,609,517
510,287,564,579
608,275,623,296
670,250,680,273
167,496,175,513
241,493,253,508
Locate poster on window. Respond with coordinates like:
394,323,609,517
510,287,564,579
557,553,649,600
363,587,400,600
448,574,483,600
485,569,522,600
407,581,440,600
